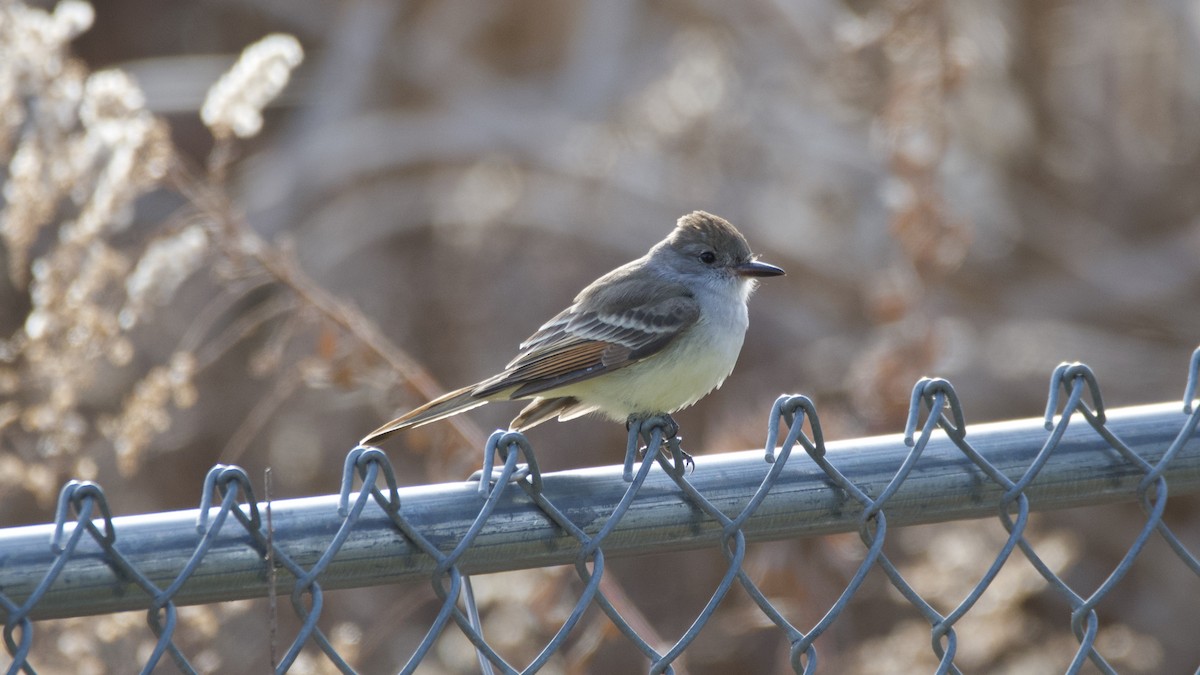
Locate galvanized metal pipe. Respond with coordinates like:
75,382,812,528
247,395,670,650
1,402,1196,621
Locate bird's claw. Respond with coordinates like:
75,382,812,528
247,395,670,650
635,443,693,469
678,449,695,473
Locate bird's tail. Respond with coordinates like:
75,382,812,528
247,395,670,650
360,385,489,445
510,396,587,431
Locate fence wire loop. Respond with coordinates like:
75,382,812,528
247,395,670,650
1045,362,1107,430
765,394,823,463
196,464,259,534
478,430,539,494
51,480,114,553
3,349,1199,674
905,377,967,445
1184,346,1200,414
339,445,401,516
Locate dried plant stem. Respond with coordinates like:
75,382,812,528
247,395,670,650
191,293,300,373
219,367,304,464
167,161,487,452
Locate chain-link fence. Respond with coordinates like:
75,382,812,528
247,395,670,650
3,351,1199,674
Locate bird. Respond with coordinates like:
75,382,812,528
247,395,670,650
361,211,784,446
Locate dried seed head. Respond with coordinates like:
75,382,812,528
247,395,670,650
201,33,304,139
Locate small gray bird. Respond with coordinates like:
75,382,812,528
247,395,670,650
362,211,784,446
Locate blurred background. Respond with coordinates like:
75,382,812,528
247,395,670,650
3,0,1200,672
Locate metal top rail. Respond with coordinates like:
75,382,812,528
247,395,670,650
2,401,1197,622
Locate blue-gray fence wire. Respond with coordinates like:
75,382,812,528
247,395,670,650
2,350,1200,674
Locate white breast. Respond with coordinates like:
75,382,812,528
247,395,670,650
553,277,752,420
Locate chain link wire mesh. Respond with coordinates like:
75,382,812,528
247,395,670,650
3,349,1200,674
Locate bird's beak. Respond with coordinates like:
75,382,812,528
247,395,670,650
734,260,786,278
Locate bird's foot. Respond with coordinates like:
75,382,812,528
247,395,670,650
675,447,695,474
626,413,680,439
625,414,692,478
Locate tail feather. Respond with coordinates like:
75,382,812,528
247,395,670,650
510,396,587,431
361,385,488,445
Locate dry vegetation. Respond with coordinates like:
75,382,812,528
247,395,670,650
1,0,1198,673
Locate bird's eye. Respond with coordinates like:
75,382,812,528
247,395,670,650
698,250,717,265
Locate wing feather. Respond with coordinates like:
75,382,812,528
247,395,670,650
473,278,699,399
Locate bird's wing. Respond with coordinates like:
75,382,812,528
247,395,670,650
472,277,700,399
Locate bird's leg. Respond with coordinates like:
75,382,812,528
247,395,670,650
626,414,662,459
657,414,680,439
661,415,695,473
626,414,693,474
662,417,694,475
